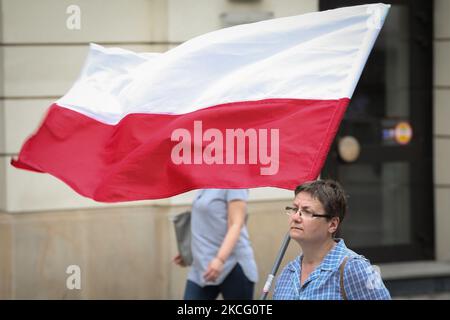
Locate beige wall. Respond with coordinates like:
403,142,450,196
434,0,450,262
0,0,5,212
167,0,317,42
0,0,170,212
0,200,299,299
0,214,13,299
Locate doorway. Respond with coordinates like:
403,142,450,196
320,0,433,263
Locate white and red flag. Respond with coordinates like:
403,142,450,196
12,4,389,202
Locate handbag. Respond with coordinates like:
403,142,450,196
171,210,193,266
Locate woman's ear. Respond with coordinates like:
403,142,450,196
328,216,340,235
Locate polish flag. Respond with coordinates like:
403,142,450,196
12,4,390,202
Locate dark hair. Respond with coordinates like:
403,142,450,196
294,179,347,223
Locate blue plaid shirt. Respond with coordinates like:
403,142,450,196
273,239,391,300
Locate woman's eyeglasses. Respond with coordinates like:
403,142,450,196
285,206,333,219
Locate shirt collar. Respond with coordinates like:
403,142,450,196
286,238,348,273
319,238,348,271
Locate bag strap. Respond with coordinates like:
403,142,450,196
339,256,350,300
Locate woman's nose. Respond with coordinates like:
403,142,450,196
291,211,302,221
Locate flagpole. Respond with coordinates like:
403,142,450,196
259,231,291,300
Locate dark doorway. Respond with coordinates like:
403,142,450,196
320,0,433,263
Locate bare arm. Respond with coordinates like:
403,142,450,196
203,199,246,282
